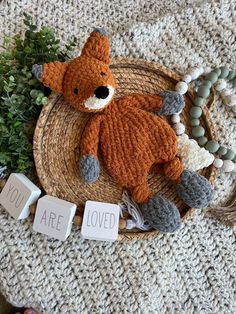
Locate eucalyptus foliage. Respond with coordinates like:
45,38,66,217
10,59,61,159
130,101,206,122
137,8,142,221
0,13,76,179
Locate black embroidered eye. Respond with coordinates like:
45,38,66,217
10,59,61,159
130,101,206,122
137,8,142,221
100,72,106,76
74,88,79,95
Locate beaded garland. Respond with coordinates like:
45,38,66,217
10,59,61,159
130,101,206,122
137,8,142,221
173,66,236,173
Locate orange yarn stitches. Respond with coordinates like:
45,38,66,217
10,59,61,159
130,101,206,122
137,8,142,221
33,28,213,232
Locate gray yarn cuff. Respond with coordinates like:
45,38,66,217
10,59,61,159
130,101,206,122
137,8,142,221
94,28,109,37
80,155,100,183
141,195,181,233
32,64,43,80
159,91,185,115
176,170,213,209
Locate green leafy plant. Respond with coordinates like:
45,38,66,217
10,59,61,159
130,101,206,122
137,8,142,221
0,13,76,179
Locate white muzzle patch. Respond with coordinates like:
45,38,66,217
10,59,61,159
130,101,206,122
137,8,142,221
84,85,114,110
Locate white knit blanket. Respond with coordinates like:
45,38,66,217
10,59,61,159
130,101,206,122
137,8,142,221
0,0,236,313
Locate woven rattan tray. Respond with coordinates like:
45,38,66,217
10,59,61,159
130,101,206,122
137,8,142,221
33,58,216,240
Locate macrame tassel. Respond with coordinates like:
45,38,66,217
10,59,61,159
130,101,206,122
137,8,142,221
119,190,151,230
205,195,236,227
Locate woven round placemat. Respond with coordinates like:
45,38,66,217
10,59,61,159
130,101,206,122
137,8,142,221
33,58,216,241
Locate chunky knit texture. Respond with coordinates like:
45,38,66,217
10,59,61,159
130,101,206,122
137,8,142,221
176,170,213,208
141,194,181,232
38,30,211,213
159,91,185,115
80,155,100,183
80,92,184,203
32,64,43,81
0,0,236,313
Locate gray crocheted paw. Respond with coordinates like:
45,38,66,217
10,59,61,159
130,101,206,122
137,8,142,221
32,64,43,80
80,155,100,183
94,28,108,37
159,91,185,115
176,170,213,208
141,195,181,232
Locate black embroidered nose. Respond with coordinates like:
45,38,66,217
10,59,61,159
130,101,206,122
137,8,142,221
94,86,109,99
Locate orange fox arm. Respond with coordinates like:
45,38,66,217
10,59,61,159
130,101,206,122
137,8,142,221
80,114,103,157
124,93,164,111
124,92,184,115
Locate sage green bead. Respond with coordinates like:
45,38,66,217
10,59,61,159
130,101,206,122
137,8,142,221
192,126,205,138
223,149,235,161
205,140,220,153
201,80,212,88
190,106,202,118
219,66,229,79
205,72,218,84
197,85,210,98
213,68,221,76
198,136,208,146
190,118,200,126
227,71,236,80
217,146,227,156
194,97,205,107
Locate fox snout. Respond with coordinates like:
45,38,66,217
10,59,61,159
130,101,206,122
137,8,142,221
94,86,109,99
82,84,115,111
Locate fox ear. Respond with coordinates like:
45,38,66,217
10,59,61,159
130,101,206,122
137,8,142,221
32,61,68,93
81,28,110,64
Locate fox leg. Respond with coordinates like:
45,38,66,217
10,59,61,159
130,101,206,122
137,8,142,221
162,157,184,182
128,168,181,233
162,157,213,208
131,180,151,203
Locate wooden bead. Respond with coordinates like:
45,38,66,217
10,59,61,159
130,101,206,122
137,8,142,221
197,136,208,146
175,81,188,95
223,149,235,161
188,68,201,80
190,118,200,126
73,215,82,226
192,126,205,138
205,140,220,153
190,106,202,118
119,219,127,230
29,203,37,214
217,146,227,156
197,85,210,98
0,180,6,190
183,74,192,84
227,71,236,80
213,68,221,76
173,123,185,135
213,158,223,168
194,97,205,107
205,72,218,84
171,114,180,123
219,66,229,79
202,80,212,88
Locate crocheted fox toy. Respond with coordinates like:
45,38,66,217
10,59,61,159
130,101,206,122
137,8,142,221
33,29,213,232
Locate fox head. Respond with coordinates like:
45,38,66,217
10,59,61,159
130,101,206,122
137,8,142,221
32,29,116,112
